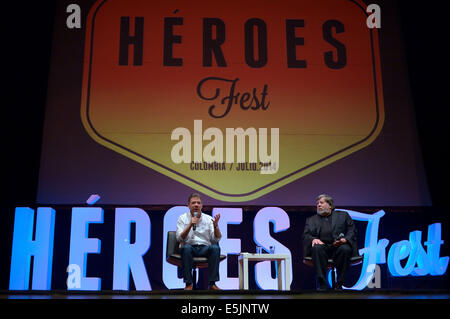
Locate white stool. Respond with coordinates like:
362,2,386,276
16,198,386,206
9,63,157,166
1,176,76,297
238,253,291,290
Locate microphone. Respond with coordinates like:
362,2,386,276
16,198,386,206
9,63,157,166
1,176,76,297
333,233,345,247
193,212,199,231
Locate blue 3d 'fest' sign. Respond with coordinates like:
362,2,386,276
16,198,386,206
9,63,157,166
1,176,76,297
8,206,449,291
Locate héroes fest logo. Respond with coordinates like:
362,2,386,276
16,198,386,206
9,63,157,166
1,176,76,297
80,0,384,202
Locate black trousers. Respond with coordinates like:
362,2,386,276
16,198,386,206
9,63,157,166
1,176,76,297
311,243,352,286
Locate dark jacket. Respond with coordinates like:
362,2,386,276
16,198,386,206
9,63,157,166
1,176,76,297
302,210,359,258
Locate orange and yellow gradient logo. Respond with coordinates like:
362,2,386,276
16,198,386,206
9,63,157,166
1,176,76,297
81,0,384,202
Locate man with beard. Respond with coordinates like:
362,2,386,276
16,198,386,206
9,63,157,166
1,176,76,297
303,194,358,290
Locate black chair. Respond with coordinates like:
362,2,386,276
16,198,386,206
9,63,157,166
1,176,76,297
166,231,226,289
303,255,363,289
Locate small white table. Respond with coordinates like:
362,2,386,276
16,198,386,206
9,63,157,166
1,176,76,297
238,253,291,290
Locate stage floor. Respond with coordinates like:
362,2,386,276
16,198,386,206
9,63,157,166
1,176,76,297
1,290,449,299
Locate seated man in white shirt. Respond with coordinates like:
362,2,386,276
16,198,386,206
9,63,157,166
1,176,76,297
176,193,222,290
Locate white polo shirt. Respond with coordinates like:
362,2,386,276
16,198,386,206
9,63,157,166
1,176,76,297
176,212,221,246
